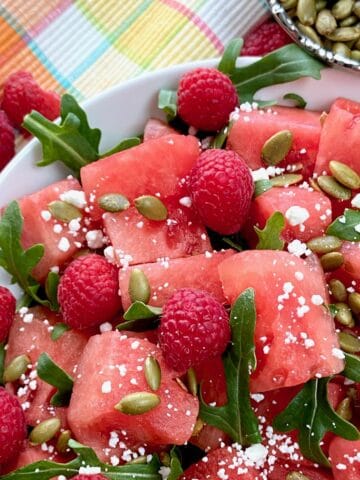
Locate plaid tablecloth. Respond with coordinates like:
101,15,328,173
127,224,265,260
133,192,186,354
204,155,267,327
0,0,268,100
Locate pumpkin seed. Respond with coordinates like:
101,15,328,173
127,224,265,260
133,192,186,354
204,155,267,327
114,391,160,415
335,302,355,327
320,251,344,271
261,130,293,166
48,201,82,223
98,193,130,213
134,195,168,221
270,173,303,187
309,177,322,192
160,451,171,466
348,292,360,314
192,418,205,436
354,0,360,16
351,49,360,59
297,0,317,25
332,0,355,20
3,354,31,383
332,41,352,56
338,331,360,353
316,9,337,36
297,22,323,44
286,473,311,480
144,355,161,392
187,367,198,396
56,430,71,453
307,235,342,254
128,268,151,304
30,418,61,445
175,377,189,392
317,175,352,200
336,396,353,420
326,27,360,42
329,279,348,302
340,15,358,26
329,160,360,189
281,0,298,8
355,36,360,48
316,0,327,11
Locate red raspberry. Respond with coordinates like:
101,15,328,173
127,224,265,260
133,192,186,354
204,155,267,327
159,288,230,372
71,475,107,479
0,286,16,343
0,388,27,465
189,149,254,235
1,71,60,129
177,68,238,132
0,110,15,170
58,254,122,330
242,19,293,56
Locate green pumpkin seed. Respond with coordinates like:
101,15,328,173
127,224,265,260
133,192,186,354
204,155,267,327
320,251,344,271
316,9,337,35
128,268,151,304
351,49,360,59
192,418,205,436
317,175,352,200
56,430,71,453
340,15,358,26
348,292,360,314
307,235,342,254
326,27,360,42
281,0,298,9
160,451,171,466
316,0,327,11
329,160,360,189
329,279,348,302
187,367,198,396
98,193,130,213
175,377,189,392
114,391,161,415
297,23,323,44
261,130,293,166
309,177,322,192
335,303,355,327
48,201,82,223
286,473,311,480
354,0,360,16
336,396,353,420
30,418,61,445
270,173,303,187
332,42,352,56
297,0,317,25
332,0,355,19
338,331,360,353
134,195,168,221
3,354,31,383
144,355,161,392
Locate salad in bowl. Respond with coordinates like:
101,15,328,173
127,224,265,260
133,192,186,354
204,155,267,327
0,40,359,480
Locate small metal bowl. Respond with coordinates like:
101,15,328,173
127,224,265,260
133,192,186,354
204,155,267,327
266,0,360,71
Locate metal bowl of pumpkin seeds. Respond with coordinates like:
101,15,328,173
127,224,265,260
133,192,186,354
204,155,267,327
267,0,360,71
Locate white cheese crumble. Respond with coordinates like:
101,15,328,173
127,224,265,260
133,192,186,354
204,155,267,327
179,196,192,208
41,210,51,221
58,237,70,252
351,193,360,209
101,380,112,394
285,206,310,226
60,190,87,208
86,229,105,249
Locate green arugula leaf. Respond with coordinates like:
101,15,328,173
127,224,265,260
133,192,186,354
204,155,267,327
0,439,162,480
51,323,70,341
45,272,59,311
230,43,324,104
328,304,339,318
101,137,141,158
222,237,243,251
37,353,74,406
273,377,360,466
200,288,261,445
0,343,5,386
283,92,307,108
117,302,162,331
254,179,272,198
167,448,183,480
343,352,360,382
254,211,285,250
158,89,177,121
218,38,243,76
327,209,360,241
0,201,56,310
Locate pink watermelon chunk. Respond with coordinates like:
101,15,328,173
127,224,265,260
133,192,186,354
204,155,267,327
218,250,343,392
244,186,332,245
315,98,360,176
18,178,85,281
340,241,360,281
5,306,88,427
80,134,200,222
119,250,234,310
143,118,178,141
67,331,198,462
227,106,322,176
329,437,360,480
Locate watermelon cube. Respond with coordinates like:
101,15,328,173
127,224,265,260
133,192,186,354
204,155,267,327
80,134,200,222
119,250,234,310
340,241,360,281
218,251,344,392
315,98,360,177
329,437,360,480
18,178,86,281
67,331,198,462
227,106,322,176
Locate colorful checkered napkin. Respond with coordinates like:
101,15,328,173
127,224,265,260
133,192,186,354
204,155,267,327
0,0,268,100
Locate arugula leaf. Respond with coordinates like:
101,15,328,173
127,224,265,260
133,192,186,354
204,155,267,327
254,179,272,198
158,89,177,121
200,288,261,445
51,323,70,341
167,448,183,480
218,38,243,76
229,43,324,104
0,343,5,386
343,352,360,382
283,92,307,108
45,272,59,311
273,377,360,466
0,201,56,310
37,353,74,406
101,137,141,158
327,209,360,242
254,211,285,250
0,439,162,480
222,237,243,252
117,302,162,331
